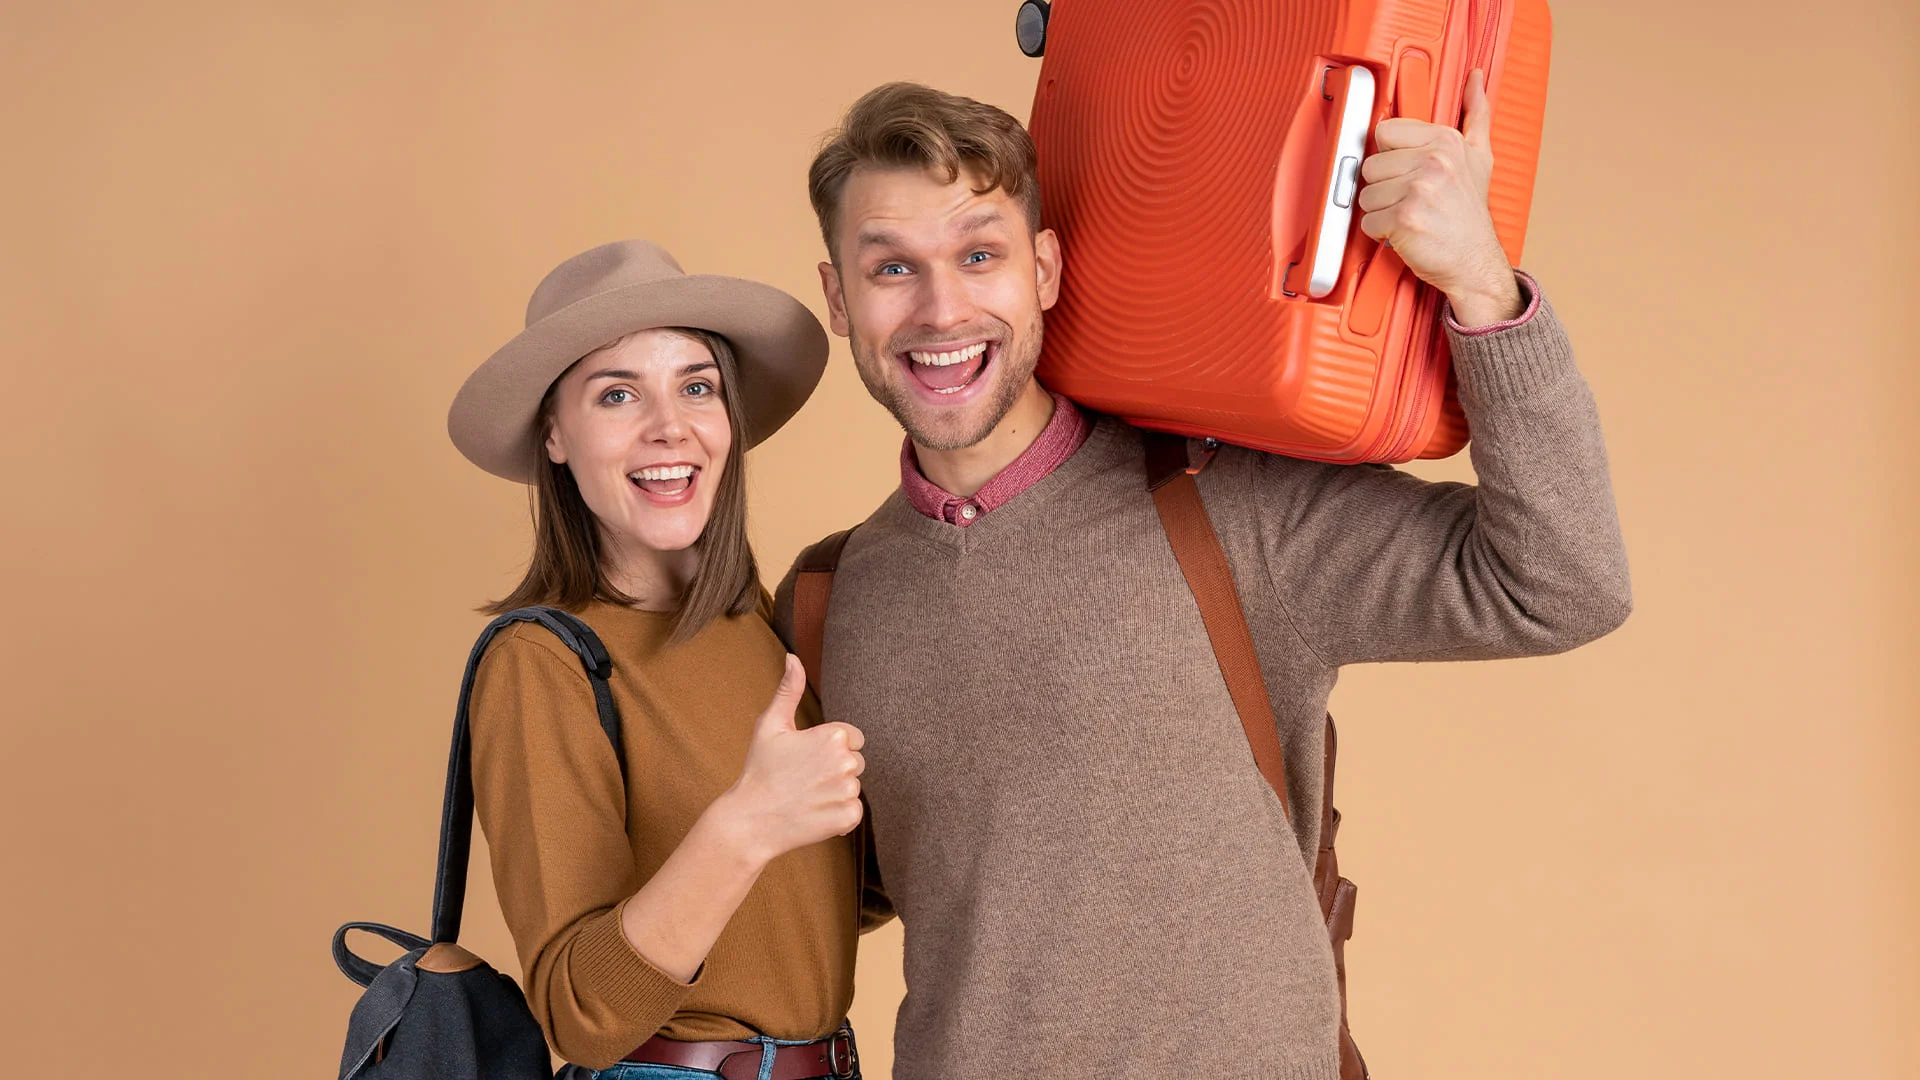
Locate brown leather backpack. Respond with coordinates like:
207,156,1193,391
789,430,1368,1080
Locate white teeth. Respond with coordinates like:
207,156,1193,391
632,465,696,481
908,342,988,366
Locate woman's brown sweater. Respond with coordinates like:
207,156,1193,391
467,594,866,1069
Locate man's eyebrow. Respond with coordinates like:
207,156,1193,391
953,209,1006,234
856,211,1006,254
855,227,905,251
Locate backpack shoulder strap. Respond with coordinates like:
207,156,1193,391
1141,430,1291,817
791,528,856,696
1143,428,1368,1080
785,528,885,934
429,606,623,945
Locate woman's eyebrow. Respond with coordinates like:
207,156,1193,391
584,362,717,382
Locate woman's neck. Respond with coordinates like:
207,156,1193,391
600,531,699,611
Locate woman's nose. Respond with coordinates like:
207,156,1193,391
637,395,689,443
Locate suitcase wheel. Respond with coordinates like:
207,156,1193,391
1016,0,1049,57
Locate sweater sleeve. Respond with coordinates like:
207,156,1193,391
467,629,703,1069
1239,274,1632,667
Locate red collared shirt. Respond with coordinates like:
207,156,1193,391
900,388,1093,526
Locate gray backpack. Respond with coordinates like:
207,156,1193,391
331,608,624,1080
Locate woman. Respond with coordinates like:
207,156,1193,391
446,239,881,1079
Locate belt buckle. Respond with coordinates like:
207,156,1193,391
826,1031,857,1079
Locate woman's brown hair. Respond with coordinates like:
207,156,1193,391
482,326,760,643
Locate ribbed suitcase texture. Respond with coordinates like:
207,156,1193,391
1027,0,1551,463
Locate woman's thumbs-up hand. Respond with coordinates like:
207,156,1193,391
720,654,867,864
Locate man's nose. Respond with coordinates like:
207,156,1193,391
914,264,977,332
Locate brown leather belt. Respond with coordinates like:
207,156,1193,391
623,1028,857,1080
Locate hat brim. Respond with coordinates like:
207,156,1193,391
448,274,829,482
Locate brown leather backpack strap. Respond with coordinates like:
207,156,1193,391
1143,431,1291,818
1319,712,1366,1080
788,527,871,937
1143,430,1368,1080
1315,714,1344,913
792,528,854,696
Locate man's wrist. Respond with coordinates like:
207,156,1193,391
1444,268,1525,329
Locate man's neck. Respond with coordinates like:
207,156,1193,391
915,379,1055,498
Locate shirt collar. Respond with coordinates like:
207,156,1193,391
899,387,1093,526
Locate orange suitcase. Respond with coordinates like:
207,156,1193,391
1018,0,1551,463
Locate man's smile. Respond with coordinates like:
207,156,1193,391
898,338,997,400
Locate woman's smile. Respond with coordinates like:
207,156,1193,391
629,461,702,506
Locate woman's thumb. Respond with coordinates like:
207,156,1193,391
754,654,806,735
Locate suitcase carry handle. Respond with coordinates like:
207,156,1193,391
1344,55,1426,334
1292,64,1376,300
1285,48,1444,304
1344,49,1474,338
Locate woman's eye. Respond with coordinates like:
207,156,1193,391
684,381,715,398
601,388,632,405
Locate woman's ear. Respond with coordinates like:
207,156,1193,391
544,424,567,465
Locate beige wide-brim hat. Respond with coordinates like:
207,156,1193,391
449,239,829,482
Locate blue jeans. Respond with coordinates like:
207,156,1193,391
582,1022,862,1080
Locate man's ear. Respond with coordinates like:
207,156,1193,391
1033,227,1063,311
818,261,851,337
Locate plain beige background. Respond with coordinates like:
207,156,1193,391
2,1,1915,1076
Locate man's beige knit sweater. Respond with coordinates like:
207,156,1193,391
776,284,1630,1079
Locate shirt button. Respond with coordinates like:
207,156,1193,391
960,504,978,521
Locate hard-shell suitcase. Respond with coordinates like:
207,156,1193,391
1018,0,1552,463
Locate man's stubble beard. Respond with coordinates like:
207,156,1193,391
848,306,1046,453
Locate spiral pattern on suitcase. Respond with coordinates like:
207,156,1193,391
1030,0,1384,454
1024,0,1552,460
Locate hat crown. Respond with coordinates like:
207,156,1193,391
524,240,687,328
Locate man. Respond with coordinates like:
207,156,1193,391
776,79,1629,1079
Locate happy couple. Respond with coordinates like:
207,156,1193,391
447,79,1628,1080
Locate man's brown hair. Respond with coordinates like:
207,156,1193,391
808,81,1042,263
482,326,760,644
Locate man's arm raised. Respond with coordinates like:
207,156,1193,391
1225,70,1631,667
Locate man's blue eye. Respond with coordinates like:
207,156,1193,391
879,264,907,276
965,251,990,264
